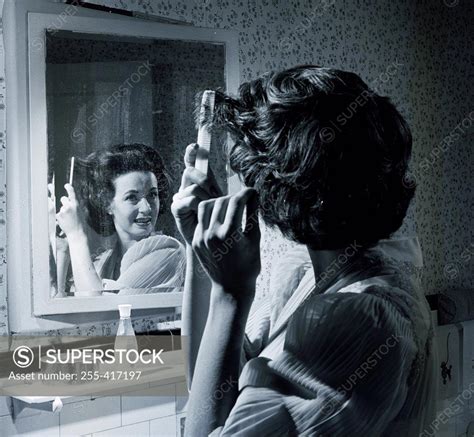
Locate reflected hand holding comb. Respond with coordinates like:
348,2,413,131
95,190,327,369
52,157,75,238
55,156,88,241
48,174,70,298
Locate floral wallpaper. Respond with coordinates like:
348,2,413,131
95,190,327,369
0,0,472,334
0,1,7,335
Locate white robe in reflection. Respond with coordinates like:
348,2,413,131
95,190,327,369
94,233,185,293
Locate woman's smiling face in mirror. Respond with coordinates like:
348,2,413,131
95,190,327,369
108,171,159,242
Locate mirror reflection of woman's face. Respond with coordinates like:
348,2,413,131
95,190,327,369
108,171,159,242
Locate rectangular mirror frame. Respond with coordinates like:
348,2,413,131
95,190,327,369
5,2,239,318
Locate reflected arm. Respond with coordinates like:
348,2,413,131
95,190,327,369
55,240,70,297
66,230,103,293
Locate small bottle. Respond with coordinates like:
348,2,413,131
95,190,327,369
114,304,138,365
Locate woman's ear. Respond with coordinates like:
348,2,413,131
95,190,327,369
106,202,114,216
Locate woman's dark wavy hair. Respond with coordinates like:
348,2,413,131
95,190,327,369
209,65,415,249
75,144,170,237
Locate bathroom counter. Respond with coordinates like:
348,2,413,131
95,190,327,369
1,349,186,402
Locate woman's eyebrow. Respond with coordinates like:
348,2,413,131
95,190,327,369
122,189,139,195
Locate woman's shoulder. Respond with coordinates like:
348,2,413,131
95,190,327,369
127,233,184,257
293,289,413,343
284,279,433,385
320,237,430,337
139,233,184,249
93,246,120,279
121,233,185,270
275,290,418,395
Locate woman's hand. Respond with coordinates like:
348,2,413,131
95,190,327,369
56,184,86,240
192,188,261,302
171,143,222,245
183,188,261,436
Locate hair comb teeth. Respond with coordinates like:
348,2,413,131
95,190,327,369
195,90,216,175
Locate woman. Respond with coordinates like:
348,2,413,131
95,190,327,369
55,143,185,295
172,66,436,436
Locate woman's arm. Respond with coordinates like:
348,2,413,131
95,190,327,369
185,287,252,436
171,144,222,386
56,183,103,293
55,238,70,297
48,182,71,297
181,245,211,386
183,188,261,436
65,230,103,293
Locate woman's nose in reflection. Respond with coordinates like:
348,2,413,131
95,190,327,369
138,197,152,214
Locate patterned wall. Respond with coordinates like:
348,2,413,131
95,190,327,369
0,0,472,334
0,0,7,335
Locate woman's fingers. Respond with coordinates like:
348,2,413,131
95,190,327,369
64,183,76,202
195,189,258,235
60,196,70,207
193,200,214,249
223,188,259,233
197,199,214,231
209,196,230,229
180,144,222,197
190,188,261,296
173,184,210,203
179,167,220,197
184,143,199,168
171,196,201,217
172,184,210,219
180,167,201,190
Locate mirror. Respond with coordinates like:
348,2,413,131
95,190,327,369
5,3,238,323
45,30,228,298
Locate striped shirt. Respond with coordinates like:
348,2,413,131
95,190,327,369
211,237,437,436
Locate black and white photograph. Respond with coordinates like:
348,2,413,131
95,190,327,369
0,0,472,436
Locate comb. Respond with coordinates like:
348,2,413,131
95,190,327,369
69,156,75,185
195,90,215,175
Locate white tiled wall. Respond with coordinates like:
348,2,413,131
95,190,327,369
60,396,121,436
149,415,177,437
93,421,149,437
0,382,188,437
121,386,175,426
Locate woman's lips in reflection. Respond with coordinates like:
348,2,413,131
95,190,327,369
134,217,152,226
